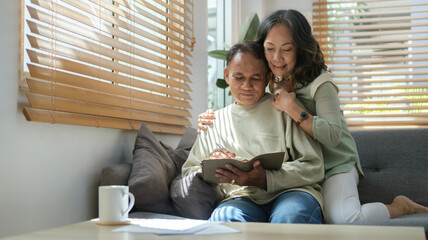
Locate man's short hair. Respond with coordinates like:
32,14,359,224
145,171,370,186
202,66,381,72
226,41,269,72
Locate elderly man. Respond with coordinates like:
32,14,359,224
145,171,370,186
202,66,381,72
182,42,324,223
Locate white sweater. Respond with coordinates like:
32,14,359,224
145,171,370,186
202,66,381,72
182,94,324,207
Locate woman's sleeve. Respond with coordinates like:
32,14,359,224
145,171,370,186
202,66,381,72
312,82,342,147
265,116,324,193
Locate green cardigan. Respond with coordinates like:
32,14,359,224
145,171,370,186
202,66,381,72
295,71,364,180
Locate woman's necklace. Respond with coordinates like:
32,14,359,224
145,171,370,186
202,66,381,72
272,75,292,84
272,76,295,93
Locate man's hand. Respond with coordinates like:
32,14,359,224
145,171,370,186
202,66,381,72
214,160,267,189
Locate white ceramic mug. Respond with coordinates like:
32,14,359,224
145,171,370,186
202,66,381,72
98,185,135,223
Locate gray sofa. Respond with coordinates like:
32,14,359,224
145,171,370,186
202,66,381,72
100,128,428,232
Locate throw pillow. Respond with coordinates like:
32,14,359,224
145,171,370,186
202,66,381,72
161,126,198,173
128,123,178,215
170,171,224,220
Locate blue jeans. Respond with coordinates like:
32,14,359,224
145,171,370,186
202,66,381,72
209,191,322,223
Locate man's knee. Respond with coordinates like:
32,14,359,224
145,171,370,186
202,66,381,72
209,198,265,222
271,191,323,224
271,205,322,223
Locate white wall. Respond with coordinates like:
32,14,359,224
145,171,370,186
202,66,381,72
239,0,315,33
0,1,207,238
0,0,313,237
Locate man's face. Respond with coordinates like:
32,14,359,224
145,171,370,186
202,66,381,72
224,52,268,106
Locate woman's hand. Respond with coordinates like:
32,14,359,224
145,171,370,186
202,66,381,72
197,109,215,134
208,147,236,159
271,87,297,114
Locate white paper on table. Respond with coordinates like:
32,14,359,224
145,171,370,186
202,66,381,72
112,218,240,235
195,224,240,235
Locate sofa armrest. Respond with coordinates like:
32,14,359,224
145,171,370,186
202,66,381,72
100,163,132,186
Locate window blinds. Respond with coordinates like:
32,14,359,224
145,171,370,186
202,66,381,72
21,0,194,135
312,0,428,130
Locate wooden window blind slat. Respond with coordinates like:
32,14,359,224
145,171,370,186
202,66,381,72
334,77,428,85
343,113,428,118
314,13,428,25
321,42,428,52
26,6,190,65
330,63,428,71
313,6,428,18
78,0,188,46
28,64,191,103
23,107,186,134
22,0,194,134
26,50,192,93
26,48,190,91
313,1,428,12
338,91,428,98
26,7,190,66
342,105,428,111
87,0,191,43
327,56,428,65
26,20,190,74
339,84,428,92
314,0,413,5
314,21,428,32
331,70,428,78
132,0,189,30
325,49,428,58
345,118,428,126
153,0,191,23
26,93,191,126
26,78,191,110
339,98,428,105
38,0,189,55
315,28,428,38
27,33,189,83
319,35,428,45
313,0,428,129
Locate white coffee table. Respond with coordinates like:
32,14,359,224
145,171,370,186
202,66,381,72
2,219,425,240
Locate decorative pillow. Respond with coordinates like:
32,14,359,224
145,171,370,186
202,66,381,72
170,171,224,220
161,127,198,173
128,123,178,215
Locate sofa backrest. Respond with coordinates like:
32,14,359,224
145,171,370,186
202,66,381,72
351,128,428,207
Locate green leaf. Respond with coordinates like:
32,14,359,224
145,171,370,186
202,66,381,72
216,78,229,89
238,13,260,42
208,50,228,60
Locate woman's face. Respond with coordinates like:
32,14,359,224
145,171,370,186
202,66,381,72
263,24,297,78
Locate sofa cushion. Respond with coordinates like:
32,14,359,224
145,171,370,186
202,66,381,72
128,124,198,215
170,171,223,220
161,127,198,174
349,213,428,231
128,123,178,215
352,129,428,208
100,163,132,186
